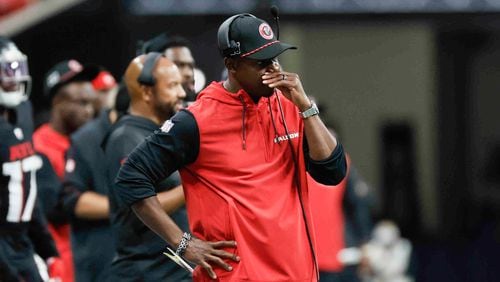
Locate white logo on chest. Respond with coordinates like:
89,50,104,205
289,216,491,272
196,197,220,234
273,132,299,143
13,128,24,140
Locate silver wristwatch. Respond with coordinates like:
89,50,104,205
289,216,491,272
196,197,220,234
300,102,319,119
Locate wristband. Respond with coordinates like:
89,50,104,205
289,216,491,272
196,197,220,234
175,232,192,256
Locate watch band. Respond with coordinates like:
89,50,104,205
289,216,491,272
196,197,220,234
175,232,192,256
300,102,319,119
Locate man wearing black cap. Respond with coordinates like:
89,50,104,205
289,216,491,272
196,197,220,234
59,66,122,282
33,59,97,282
114,13,347,281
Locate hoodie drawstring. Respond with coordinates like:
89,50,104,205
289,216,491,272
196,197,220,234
238,92,283,149
238,95,247,150
275,91,321,280
267,96,281,143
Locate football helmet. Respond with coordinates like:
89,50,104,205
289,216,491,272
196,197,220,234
0,37,31,108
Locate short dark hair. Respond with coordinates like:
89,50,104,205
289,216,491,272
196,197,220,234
164,35,190,50
140,33,191,54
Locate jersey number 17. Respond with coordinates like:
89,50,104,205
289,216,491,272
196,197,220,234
3,155,43,222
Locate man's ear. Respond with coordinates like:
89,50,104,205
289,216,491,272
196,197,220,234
224,57,238,74
141,85,153,102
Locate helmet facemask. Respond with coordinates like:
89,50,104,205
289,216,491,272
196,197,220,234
0,43,31,108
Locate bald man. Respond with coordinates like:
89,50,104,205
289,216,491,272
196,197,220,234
103,54,190,281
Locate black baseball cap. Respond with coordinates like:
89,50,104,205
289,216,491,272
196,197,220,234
44,59,100,99
218,14,297,60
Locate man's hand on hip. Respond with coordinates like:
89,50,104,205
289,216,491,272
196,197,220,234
184,238,239,279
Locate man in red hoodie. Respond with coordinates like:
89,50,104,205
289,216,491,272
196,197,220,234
115,13,347,281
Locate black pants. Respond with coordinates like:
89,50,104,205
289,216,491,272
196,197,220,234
108,256,192,282
0,234,43,282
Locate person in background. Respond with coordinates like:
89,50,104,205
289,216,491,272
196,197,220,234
308,101,373,282
103,53,190,281
141,33,196,104
33,59,97,282
89,65,119,115
360,220,414,282
0,36,64,282
310,156,373,282
114,13,346,281
61,67,128,282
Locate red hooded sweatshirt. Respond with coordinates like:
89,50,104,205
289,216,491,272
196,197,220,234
180,82,317,281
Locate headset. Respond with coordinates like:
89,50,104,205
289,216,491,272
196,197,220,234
137,52,163,86
217,13,257,58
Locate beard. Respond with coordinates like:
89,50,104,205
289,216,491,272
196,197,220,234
63,113,90,135
184,87,197,103
241,81,275,102
255,84,275,99
261,87,275,97
154,102,175,124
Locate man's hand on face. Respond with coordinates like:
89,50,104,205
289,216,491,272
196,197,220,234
184,237,239,279
261,69,311,111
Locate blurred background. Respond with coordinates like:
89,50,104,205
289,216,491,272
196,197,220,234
2,0,500,281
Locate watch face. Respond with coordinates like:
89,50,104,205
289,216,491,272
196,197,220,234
301,103,319,119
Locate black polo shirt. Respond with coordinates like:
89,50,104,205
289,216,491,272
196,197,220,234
103,114,190,282
62,109,114,281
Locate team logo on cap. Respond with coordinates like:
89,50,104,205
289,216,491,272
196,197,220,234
46,71,60,88
68,60,83,72
259,23,274,40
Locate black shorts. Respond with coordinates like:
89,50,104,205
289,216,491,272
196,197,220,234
0,234,43,282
